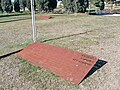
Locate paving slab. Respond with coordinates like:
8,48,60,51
17,42,98,84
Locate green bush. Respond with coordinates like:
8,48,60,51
62,0,89,13
0,0,3,13
2,0,13,13
4,3,13,13
99,1,104,10
14,0,20,12
37,0,57,12
94,0,105,10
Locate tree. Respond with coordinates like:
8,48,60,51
36,0,57,12
26,0,36,11
26,0,31,11
20,0,27,11
94,0,105,10
4,0,13,13
48,0,57,11
1,0,13,13
14,0,20,12
62,0,89,13
0,0,3,13
99,0,105,10
19,0,36,12
36,0,43,11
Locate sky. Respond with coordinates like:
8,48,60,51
11,0,14,2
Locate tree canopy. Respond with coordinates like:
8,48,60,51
0,0,91,13
14,0,20,12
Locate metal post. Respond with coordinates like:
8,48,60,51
31,0,37,42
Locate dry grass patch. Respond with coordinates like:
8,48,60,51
0,14,120,90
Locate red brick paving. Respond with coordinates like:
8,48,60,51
37,16,52,19
17,42,98,84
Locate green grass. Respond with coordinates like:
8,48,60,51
16,35,97,88
0,15,31,23
18,57,39,71
18,57,58,81
16,32,98,84
0,12,32,23
1,14,119,89
87,30,116,40
41,35,99,52
0,12,31,17
0,39,33,56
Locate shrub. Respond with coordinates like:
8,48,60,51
2,0,13,13
14,0,20,12
4,1,13,13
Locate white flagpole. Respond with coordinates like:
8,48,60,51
31,0,37,42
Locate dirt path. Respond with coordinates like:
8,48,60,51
0,15,120,90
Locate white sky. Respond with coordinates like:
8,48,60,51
11,0,14,2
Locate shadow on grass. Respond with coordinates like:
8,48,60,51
0,49,23,59
0,31,92,59
42,30,92,42
0,18,31,23
81,59,107,83
0,13,30,18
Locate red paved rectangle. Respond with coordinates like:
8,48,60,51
17,42,98,84
37,16,51,19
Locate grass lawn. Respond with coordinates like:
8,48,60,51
0,14,120,90
0,15,31,23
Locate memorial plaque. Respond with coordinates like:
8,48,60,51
17,42,98,84
37,16,52,19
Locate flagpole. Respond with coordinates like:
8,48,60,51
31,0,37,43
